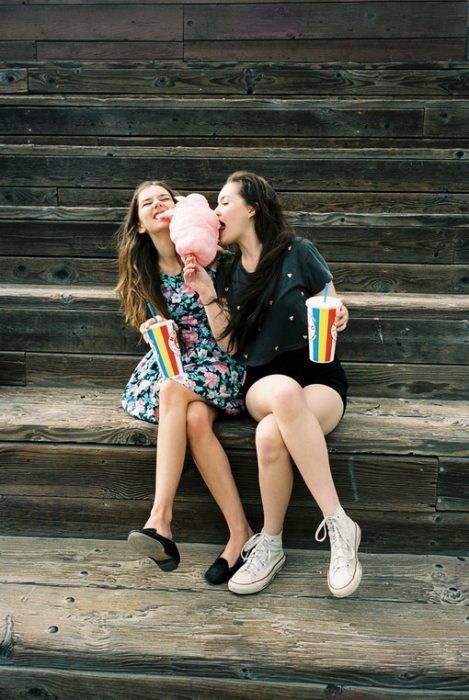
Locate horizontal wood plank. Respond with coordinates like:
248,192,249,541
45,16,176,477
185,3,467,40
1,575,468,686
0,42,36,60
22,61,469,97
0,387,467,457
37,41,183,61
184,39,466,62
2,146,469,191
24,352,469,400
0,351,25,386
1,495,468,552
2,255,467,293
0,101,424,138
0,6,183,41
425,105,469,136
1,306,467,364
56,188,469,212
0,442,438,513
0,186,57,206
437,458,469,511
0,68,26,93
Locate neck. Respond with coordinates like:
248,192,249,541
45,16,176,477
238,231,262,273
148,231,181,275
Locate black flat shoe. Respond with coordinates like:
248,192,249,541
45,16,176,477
127,528,180,572
205,554,244,585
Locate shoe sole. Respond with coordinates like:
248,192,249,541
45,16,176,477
228,554,286,595
127,531,179,572
328,524,362,598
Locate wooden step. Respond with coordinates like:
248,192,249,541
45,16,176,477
1,286,467,368
1,95,468,144
0,386,467,550
0,536,467,697
0,207,468,292
2,144,469,194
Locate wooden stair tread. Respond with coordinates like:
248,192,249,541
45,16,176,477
1,385,467,457
0,536,467,693
1,283,468,314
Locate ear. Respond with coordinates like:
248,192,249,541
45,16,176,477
247,206,256,218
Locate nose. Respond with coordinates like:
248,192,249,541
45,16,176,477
214,204,221,217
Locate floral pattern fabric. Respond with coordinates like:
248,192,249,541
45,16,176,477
122,265,245,423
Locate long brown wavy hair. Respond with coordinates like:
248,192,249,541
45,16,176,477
114,180,178,330
219,171,294,353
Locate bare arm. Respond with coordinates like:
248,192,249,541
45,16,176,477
183,256,235,353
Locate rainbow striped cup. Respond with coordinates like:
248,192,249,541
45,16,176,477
306,296,342,363
147,320,185,379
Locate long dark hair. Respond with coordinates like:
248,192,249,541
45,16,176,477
220,171,294,353
114,180,178,330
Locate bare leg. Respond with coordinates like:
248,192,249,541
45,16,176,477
255,413,294,535
246,376,344,517
144,380,205,538
187,402,252,566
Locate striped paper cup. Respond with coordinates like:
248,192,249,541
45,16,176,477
306,296,341,363
147,320,185,379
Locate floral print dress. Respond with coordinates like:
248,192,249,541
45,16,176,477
122,265,245,423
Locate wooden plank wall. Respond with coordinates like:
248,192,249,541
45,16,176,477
0,0,467,63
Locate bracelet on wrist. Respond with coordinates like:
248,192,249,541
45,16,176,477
201,296,218,307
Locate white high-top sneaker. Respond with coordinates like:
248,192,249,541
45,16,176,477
315,507,362,597
228,530,286,595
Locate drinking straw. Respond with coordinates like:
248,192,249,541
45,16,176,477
147,302,158,321
323,282,330,303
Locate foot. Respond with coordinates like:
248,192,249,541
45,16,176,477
218,528,253,569
228,531,286,595
315,508,362,598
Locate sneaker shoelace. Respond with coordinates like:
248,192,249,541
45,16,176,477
240,532,271,575
315,517,353,572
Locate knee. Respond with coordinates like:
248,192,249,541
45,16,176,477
269,380,304,419
186,403,214,444
159,379,186,409
256,416,287,466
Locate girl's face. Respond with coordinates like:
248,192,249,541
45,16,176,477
215,181,255,246
137,184,174,236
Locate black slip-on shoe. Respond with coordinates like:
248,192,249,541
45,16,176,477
127,528,180,571
204,554,243,585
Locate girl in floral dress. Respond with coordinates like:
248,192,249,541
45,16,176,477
115,181,252,584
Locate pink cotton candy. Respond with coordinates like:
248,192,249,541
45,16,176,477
157,193,220,267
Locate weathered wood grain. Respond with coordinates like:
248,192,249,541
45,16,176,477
0,538,467,695
0,100,425,138
2,255,467,293
185,3,467,40
2,146,469,191
0,256,118,286
0,5,183,41
0,68,26,93
37,41,183,61
0,186,57,206
23,351,469,400
2,306,467,363
0,43,35,60
23,61,469,97
437,458,469,511
0,578,467,688
0,352,25,386
425,105,469,137
0,537,466,606
0,387,467,458
184,39,465,62
57,187,469,212
1,494,468,552
0,441,437,512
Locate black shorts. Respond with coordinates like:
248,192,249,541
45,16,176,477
243,347,348,412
